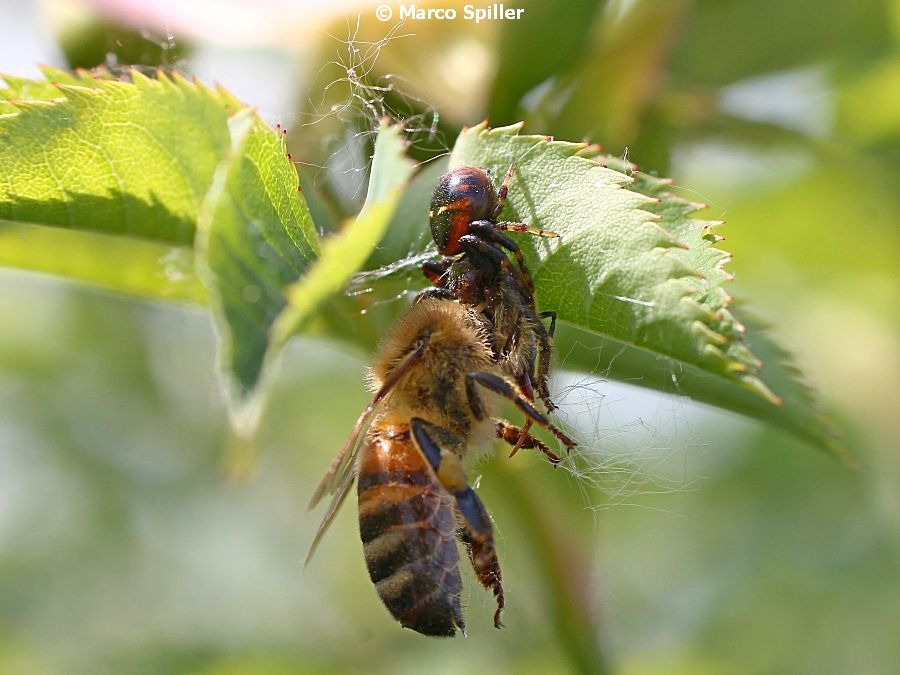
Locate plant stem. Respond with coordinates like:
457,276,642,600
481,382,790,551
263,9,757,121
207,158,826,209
494,462,613,675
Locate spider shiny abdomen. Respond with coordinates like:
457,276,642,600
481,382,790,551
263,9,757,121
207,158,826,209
429,167,497,255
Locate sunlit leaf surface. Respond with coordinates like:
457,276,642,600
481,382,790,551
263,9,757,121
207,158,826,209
450,123,839,455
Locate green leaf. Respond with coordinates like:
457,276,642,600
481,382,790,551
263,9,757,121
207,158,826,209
0,68,203,292
272,122,416,348
0,68,838,454
449,122,840,456
0,69,241,243
1,68,81,112
196,109,319,424
0,69,322,430
0,219,204,303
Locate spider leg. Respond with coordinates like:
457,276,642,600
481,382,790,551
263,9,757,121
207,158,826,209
534,310,558,411
422,258,451,286
492,164,516,218
414,286,454,303
539,310,557,337
493,221,560,239
510,371,537,455
467,221,535,295
495,418,561,464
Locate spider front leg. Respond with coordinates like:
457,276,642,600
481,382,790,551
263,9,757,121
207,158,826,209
422,258,451,286
490,166,560,240
417,259,457,303
466,221,535,295
467,220,559,288
508,371,538,456
457,233,509,280
540,310,557,337
409,417,505,628
493,221,560,240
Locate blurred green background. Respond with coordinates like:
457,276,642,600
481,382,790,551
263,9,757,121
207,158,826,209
1,0,899,673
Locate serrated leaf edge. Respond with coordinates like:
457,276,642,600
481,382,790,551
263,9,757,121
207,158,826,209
464,121,781,405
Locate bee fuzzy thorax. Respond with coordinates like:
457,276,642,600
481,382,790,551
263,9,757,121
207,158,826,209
372,300,492,382
369,301,496,439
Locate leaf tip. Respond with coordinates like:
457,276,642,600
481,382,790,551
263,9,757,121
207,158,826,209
129,68,154,87
741,374,783,406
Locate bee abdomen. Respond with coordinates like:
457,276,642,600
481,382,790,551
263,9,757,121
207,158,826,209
358,443,464,637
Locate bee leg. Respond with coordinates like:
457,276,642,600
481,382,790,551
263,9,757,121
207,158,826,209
467,371,576,452
458,525,505,629
500,300,556,413
409,417,505,628
496,302,522,362
464,371,490,423
495,419,561,464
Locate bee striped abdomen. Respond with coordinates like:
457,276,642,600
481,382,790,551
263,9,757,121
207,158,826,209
357,425,464,637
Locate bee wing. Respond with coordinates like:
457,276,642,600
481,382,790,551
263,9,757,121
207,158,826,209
304,335,431,566
302,447,363,567
307,403,379,511
302,401,383,567
308,334,433,511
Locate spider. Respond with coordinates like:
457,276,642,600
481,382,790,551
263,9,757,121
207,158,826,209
419,165,561,418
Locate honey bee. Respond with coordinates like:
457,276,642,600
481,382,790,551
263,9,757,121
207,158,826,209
422,165,562,451
306,298,575,636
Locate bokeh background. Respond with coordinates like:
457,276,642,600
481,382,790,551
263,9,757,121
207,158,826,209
2,0,899,673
